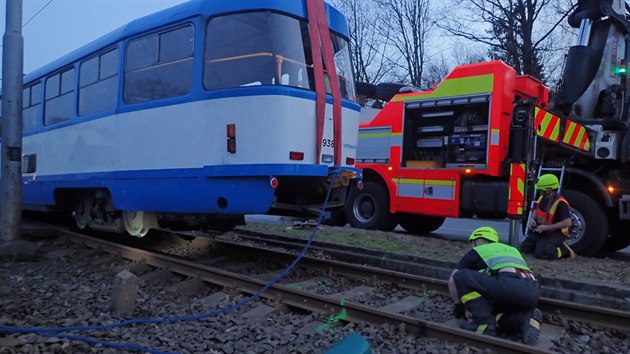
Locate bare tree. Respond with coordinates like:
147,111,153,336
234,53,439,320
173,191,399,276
424,55,450,88
375,0,434,87
437,0,575,81
329,0,392,84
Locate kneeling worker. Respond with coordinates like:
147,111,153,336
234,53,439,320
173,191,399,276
521,173,576,259
449,226,542,344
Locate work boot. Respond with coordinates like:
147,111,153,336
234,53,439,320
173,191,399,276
460,321,496,337
563,242,577,259
521,308,542,345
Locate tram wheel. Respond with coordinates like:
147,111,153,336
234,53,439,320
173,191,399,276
73,197,93,230
123,210,154,237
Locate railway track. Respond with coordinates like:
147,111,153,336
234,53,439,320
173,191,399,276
27,223,630,353
223,229,630,316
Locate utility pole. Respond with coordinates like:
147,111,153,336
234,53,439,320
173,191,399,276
1,0,24,242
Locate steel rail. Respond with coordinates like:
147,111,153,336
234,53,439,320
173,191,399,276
59,228,552,354
224,231,630,332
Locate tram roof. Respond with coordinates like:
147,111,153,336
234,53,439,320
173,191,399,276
23,0,349,84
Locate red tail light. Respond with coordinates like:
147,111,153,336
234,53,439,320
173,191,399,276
270,177,279,189
346,157,355,166
357,180,364,190
289,151,304,161
227,124,236,153
227,138,236,153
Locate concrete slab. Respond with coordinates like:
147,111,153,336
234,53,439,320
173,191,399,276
379,295,423,313
287,277,330,291
111,270,139,315
90,255,118,267
199,291,231,310
441,318,565,350
199,291,244,310
115,262,152,275
331,285,375,301
256,271,281,281
42,248,75,260
297,320,329,335
535,323,565,351
241,303,284,322
139,269,175,284
165,279,205,295
224,262,259,273
197,256,232,267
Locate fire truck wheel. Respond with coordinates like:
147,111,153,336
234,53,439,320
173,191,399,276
602,220,630,252
398,214,445,235
563,190,609,256
345,181,396,230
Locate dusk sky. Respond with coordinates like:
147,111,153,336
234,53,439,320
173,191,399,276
0,0,187,84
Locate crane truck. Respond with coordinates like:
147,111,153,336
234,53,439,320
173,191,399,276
342,0,630,255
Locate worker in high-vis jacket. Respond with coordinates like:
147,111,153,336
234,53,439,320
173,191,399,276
521,173,576,259
449,226,542,344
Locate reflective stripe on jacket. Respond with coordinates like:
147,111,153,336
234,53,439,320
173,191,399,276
473,243,531,272
535,194,571,236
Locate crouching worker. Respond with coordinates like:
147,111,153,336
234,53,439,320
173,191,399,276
449,226,542,345
521,173,576,259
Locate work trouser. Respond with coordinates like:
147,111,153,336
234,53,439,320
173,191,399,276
453,270,539,332
521,231,570,259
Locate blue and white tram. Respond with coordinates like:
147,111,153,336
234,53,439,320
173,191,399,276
2,0,361,236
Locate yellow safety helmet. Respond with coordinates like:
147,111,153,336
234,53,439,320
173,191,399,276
535,174,559,191
468,226,499,243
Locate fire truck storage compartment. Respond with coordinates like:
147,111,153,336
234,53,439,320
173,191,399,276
461,180,509,218
402,94,491,169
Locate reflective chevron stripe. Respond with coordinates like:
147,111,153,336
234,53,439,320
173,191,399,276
534,107,591,152
508,163,526,216
535,107,560,142
562,120,590,151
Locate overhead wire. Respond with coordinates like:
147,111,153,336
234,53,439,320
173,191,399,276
0,0,54,81
23,0,55,28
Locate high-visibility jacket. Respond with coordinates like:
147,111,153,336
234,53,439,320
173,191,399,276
473,243,532,272
535,194,571,236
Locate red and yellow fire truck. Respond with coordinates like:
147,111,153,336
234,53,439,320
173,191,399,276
340,0,630,256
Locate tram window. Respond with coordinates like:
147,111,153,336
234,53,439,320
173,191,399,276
45,67,75,125
23,82,42,132
80,56,99,87
126,36,157,71
204,13,276,90
331,34,356,101
61,69,74,94
79,48,119,116
204,12,315,92
124,24,194,104
160,26,193,62
45,75,60,99
101,50,119,79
